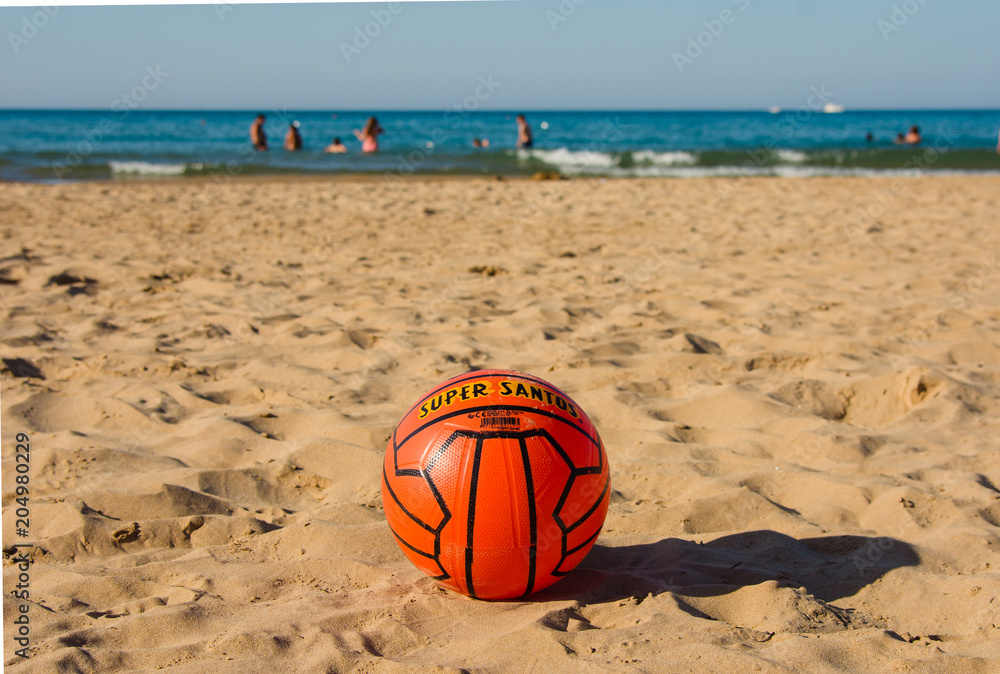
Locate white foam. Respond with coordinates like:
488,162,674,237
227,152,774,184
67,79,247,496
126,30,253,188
610,165,754,178
519,148,699,174
109,161,187,176
601,165,887,179
632,150,698,166
519,148,617,171
774,150,808,163
772,165,878,178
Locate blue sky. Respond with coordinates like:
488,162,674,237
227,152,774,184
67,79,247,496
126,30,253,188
1,0,998,110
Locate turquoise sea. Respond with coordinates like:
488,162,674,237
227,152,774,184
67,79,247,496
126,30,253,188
1,109,998,182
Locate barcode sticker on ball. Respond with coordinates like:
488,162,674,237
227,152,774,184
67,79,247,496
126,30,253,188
480,415,520,430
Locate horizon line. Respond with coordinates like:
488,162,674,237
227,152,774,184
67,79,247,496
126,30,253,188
3,107,1000,114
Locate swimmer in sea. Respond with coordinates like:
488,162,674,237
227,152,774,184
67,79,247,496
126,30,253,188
250,114,268,151
354,117,384,153
516,114,533,149
324,137,347,153
284,121,303,151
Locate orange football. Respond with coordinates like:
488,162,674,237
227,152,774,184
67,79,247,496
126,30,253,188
382,369,610,600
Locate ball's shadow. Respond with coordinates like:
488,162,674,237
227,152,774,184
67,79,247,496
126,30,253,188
531,530,919,605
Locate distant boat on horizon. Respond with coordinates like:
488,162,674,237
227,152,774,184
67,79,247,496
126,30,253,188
823,103,845,114
768,106,782,114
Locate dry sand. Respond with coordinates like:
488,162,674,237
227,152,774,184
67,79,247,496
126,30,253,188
2,174,999,672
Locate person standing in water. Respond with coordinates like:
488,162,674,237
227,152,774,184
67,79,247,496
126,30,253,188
324,137,347,153
250,114,268,151
516,114,533,149
284,121,303,151
904,125,921,145
354,117,384,153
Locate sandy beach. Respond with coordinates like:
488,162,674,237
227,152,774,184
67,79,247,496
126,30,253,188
2,174,999,672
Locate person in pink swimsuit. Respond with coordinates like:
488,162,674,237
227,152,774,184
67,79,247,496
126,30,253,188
354,116,384,153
